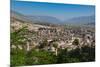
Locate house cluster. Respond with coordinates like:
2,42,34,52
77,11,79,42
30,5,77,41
11,19,95,53
23,26,95,52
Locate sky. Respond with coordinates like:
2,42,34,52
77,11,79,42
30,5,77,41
11,0,95,21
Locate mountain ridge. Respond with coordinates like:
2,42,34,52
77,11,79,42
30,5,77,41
11,10,95,25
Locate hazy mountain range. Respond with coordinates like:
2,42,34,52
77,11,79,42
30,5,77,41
65,15,95,25
11,11,95,25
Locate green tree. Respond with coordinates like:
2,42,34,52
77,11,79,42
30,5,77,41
80,46,95,62
72,38,82,54
57,46,95,63
72,39,79,46
57,48,80,63
11,49,26,66
53,42,58,56
25,49,57,65
11,26,28,49
38,38,48,49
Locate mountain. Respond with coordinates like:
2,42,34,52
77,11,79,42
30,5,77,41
11,11,32,23
64,15,95,25
11,11,61,24
24,15,61,24
11,10,95,25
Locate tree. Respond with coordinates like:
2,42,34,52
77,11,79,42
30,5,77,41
38,38,48,49
80,46,95,62
72,38,82,54
11,26,28,50
11,49,26,66
72,39,79,46
53,42,58,56
57,48,80,63
25,49,57,65
56,45,95,63
11,26,36,51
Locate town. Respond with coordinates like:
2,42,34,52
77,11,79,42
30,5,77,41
11,17,95,56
